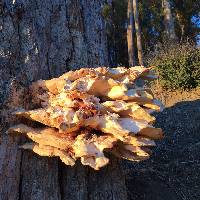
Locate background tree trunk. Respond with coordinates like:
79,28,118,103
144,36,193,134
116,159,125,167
133,0,143,66
127,0,136,66
0,1,128,199
162,0,177,40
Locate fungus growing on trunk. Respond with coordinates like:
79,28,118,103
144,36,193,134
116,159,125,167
8,66,163,170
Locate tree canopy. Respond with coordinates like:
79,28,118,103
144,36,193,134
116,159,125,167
104,0,200,65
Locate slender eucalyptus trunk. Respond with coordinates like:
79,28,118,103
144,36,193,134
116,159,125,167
162,0,177,40
127,0,136,66
0,1,128,199
133,0,143,66
175,10,187,41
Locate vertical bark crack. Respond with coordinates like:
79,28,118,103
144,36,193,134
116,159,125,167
58,161,64,200
46,51,52,78
18,151,23,200
65,1,75,70
79,0,90,65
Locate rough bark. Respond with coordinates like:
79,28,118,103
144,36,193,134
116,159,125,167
127,0,136,67
133,0,143,66
162,0,177,40
0,1,127,199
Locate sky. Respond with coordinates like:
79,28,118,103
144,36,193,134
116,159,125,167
191,15,200,46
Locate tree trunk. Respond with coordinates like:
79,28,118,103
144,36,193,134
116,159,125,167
127,0,136,67
133,0,143,66
175,10,187,41
0,1,128,200
162,0,176,40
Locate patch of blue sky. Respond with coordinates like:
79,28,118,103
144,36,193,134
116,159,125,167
191,15,200,46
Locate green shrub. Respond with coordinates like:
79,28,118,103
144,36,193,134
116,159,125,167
146,42,200,90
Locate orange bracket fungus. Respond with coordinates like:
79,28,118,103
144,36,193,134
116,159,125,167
8,66,163,170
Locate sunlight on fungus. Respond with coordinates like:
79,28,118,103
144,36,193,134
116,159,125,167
8,66,163,170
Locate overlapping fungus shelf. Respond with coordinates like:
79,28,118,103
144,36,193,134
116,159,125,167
9,66,164,170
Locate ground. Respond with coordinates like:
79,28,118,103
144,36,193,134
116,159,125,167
125,88,200,200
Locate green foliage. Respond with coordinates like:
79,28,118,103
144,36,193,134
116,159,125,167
172,0,200,41
102,4,112,20
106,0,199,66
105,0,128,66
139,0,164,49
146,42,200,90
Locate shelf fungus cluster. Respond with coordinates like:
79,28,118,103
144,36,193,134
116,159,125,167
8,66,164,170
